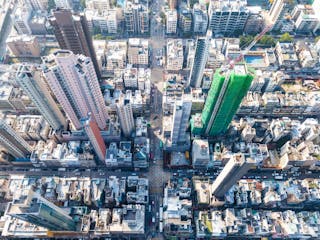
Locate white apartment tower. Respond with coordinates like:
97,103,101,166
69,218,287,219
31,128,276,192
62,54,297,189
193,4,208,34
13,6,32,35
117,99,135,137
42,50,108,130
166,10,178,34
106,9,117,34
208,0,249,36
16,65,66,130
124,0,149,35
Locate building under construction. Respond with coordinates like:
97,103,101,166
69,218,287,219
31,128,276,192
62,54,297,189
191,64,254,136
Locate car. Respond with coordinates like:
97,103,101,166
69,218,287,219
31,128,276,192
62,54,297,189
263,176,267,179
153,116,158,120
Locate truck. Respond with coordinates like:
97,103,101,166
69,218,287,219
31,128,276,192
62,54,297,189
58,168,66,172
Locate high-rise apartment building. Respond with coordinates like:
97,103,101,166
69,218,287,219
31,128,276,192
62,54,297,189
49,9,101,78
42,50,108,130
193,4,208,34
166,10,178,34
171,100,192,145
117,99,135,137
291,4,320,34
179,9,193,35
82,115,106,163
188,30,211,88
6,189,77,231
124,0,149,35
191,64,253,136
211,154,255,199
208,0,249,36
0,120,32,158
106,9,118,34
16,65,66,130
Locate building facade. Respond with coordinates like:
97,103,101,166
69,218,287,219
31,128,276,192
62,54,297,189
42,50,108,130
0,120,32,158
208,0,249,36
188,31,211,88
6,190,77,231
211,154,255,199
49,9,101,78
16,65,66,130
191,64,254,136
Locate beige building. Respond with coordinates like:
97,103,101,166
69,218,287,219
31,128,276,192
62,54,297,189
128,38,149,66
6,35,41,57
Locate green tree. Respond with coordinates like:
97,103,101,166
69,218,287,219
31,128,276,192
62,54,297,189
240,35,254,48
279,32,293,42
93,34,104,40
258,35,276,46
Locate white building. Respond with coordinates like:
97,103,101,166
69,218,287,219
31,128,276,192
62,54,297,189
166,39,183,71
166,10,178,34
105,41,127,72
123,66,138,89
193,4,208,34
117,99,135,137
292,5,320,34
192,139,210,169
13,5,32,35
106,9,117,34
208,0,249,36
124,0,149,35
